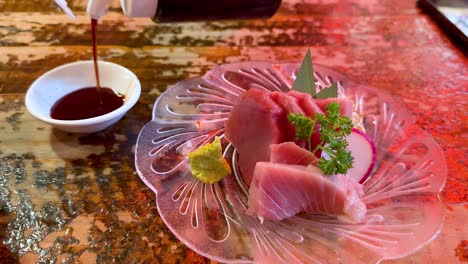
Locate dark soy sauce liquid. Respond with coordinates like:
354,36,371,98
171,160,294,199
51,87,124,120
50,19,125,121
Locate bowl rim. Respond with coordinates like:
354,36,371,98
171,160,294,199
25,60,141,126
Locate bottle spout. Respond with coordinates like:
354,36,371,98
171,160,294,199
120,0,158,17
87,0,112,20
55,0,76,19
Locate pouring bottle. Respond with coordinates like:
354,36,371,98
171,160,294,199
57,0,282,22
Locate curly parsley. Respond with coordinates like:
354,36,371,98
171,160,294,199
288,102,353,175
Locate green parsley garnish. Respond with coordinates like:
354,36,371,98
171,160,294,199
314,102,353,175
287,113,316,151
288,102,353,175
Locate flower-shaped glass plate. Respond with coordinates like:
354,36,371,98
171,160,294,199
135,62,446,263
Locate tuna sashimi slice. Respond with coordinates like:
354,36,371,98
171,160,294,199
225,89,286,185
288,90,353,118
287,90,324,117
270,142,318,166
270,92,304,114
269,92,309,148
247,162,366,222
315,97,354,118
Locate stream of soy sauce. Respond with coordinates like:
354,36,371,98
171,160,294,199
91,18,101,94
50,19,125,121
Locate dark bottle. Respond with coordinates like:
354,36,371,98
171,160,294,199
118,0,282,22
155,0,282,22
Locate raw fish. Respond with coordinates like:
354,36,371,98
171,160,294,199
247,162,366,222
225,89,286,185
269,142,318,166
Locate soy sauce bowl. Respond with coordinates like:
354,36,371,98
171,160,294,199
25,61,141,133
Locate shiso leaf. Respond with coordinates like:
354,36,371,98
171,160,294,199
292,49,316,96
316,82,338,99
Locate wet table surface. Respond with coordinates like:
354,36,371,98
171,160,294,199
0,0,467,263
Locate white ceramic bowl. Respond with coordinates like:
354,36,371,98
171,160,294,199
25,60,141,133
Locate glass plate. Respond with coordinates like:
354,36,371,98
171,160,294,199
135,62,447,263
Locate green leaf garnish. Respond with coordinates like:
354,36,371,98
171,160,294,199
288,102,353,175
315,82,338,99
292,50,338,100
288,113,316,151
314,102,353,175
292,49,316,96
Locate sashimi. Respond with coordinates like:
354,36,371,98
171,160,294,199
270,142,318,166
315,97,354,118
225,88,286,185
247,162,366,222
288,90,353,118
270,92,304,114
287,90,324,117
225,88,369,223
270,92,309,149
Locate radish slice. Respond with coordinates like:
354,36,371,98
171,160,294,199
346,128,376,183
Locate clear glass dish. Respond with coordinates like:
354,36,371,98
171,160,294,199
135,62,447,263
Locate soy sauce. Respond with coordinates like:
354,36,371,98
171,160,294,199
50,87,124,120
50,19,125,121
91,19,101,93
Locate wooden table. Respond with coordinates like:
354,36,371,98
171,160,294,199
0,0,466,263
